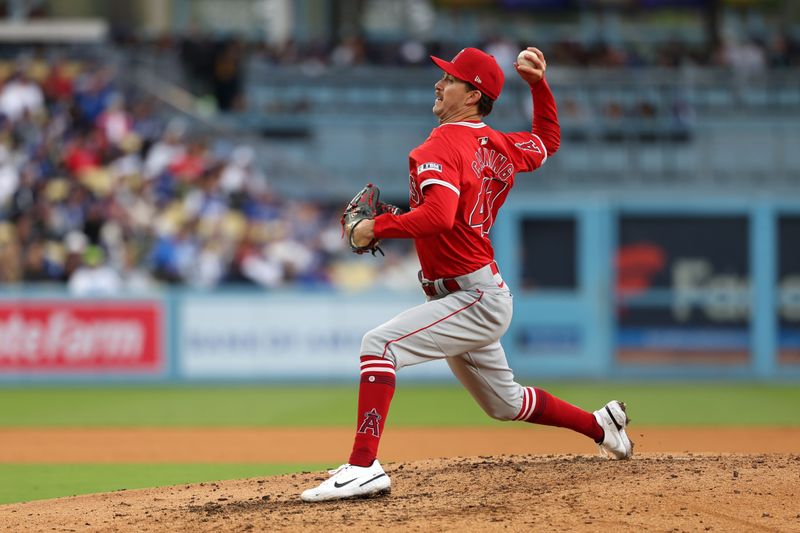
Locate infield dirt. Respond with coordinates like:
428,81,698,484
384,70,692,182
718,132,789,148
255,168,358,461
1,427,799,531
1,453,799,532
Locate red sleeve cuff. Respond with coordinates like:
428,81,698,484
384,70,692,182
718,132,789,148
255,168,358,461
373,213,392,240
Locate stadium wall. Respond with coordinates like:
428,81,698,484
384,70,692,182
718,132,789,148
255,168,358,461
1,197,799,384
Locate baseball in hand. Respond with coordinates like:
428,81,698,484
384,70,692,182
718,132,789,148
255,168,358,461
517,50,536,68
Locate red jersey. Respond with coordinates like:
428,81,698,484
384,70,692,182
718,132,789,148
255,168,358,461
374,79,559,280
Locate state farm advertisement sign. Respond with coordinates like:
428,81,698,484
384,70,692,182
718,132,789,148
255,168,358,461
0,301,164,373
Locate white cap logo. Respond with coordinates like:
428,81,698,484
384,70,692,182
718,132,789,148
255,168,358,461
474,75,482,84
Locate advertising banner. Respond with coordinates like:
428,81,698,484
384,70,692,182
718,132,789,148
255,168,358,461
0,300,164,373
519,217,577,290
779,215,800,364
179,294,451,380
616,215,750,364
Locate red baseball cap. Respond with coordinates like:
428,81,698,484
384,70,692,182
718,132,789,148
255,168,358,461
430,47,505,101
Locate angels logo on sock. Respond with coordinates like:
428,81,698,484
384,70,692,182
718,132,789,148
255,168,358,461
357,408,382,436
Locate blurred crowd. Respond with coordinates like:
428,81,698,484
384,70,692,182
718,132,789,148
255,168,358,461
163,32,800,74
2,25,796,295
0,56,420,295
154,32,798,121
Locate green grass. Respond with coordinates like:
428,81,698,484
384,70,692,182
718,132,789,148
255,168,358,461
0,463,327,505
0,383,798,427
0,384,798,505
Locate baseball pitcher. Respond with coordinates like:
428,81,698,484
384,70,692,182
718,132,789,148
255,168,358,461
302,46,633,502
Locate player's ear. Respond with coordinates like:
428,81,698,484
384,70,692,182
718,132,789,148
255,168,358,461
466,89,482,106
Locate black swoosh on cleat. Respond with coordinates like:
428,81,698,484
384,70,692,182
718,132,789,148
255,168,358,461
333,478,358,488
605,406,624,431
359,473,387,487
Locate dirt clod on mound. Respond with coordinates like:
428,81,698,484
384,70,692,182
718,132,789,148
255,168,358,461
1,454,798,532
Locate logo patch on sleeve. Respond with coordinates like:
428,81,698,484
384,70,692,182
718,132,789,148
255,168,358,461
417,162,443,174
515,139,542,153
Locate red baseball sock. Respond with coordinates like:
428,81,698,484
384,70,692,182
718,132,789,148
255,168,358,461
348,356,396,467
517,387,604,443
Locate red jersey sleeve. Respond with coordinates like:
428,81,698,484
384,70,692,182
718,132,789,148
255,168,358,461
373,183,458,239
410,139,461,202
504,77,561,173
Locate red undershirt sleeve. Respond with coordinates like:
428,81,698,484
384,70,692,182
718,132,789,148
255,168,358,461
373,184,459,239
531,78,560,156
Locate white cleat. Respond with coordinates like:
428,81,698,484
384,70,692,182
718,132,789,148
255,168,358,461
593,400,634,460
300,459,391,502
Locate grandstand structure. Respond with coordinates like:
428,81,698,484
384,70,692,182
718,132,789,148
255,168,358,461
0,1,798,283
109,0,800,199
2,1,797,200
122,53,800,200
0,1,799,379
238,64,800,198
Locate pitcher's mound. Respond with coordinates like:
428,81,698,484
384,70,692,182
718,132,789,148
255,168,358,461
2,454,798,532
